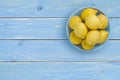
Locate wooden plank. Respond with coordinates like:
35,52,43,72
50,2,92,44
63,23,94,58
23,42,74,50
0,0,119,17
0,18,118,39
0,40,119,61
0,62,120,80
0,18,66,39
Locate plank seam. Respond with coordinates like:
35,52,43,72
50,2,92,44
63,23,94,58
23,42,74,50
0,39,118,40
0,60,120,63
0,17,118,19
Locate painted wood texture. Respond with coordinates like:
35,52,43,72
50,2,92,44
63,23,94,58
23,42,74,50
0,18,119,39
0,0,120,79
0,40,119,61
0,62,120,80
0,0,119,17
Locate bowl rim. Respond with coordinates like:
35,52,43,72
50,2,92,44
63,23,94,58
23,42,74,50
66,6,111,53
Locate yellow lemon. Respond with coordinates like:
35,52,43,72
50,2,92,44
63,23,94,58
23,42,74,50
80,8,97,21
86,30,100,45
98,14,108,29
70,31,82,45
99,30,109,44
69,16,82,29
81,40,94,50
74,23,88,39
85,15,102,29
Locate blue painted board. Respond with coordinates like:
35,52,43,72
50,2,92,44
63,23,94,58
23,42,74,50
0,18,66,39
0,0,120,80
0,62,120,80
0,0,119,17
0,40,119,61
0,18,119,39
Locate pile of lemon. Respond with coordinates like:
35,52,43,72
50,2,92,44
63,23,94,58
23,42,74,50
69,8,109,50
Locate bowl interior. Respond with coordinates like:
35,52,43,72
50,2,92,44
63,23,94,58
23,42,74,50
66,7,110,52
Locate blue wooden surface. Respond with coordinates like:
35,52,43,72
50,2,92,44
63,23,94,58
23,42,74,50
0,40,120,61
0,62,120,80
0,0,119,17
0,18,119,39
0,0,120,80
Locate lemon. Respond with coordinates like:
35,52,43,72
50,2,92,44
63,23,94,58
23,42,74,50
70,31,82,45
80,8,97,21
81,40,94,50
85,15,102,29
99,30,109,44
74,23,88,39
86,30,100,45
69,16,82,29
98,14,108,29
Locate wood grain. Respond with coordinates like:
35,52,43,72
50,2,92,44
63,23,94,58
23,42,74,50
0,40,119,61
0,18,118,39
0,0,119,17
0,0,120,79
0,62,120,80
0,18,66,39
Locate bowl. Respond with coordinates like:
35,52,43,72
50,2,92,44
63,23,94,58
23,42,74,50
66,7,110,52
